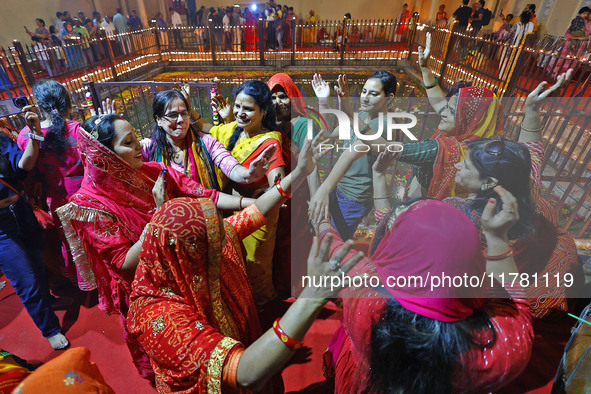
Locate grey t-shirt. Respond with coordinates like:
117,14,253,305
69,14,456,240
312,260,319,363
336,111,384,202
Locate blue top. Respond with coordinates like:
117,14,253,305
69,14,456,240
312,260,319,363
128,16,143,31
187,0,197,12
156,17,167,30
113,13,128,33
0,134,26,199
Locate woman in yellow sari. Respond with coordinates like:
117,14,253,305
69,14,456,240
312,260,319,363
209,80,286,305
306,10,317,45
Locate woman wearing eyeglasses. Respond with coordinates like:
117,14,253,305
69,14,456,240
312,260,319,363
57,113,318,382
316,187,533,393
448,79,579,391
371,74,578,392
141,88,275,191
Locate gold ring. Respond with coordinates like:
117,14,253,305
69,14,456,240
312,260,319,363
504,208,515,213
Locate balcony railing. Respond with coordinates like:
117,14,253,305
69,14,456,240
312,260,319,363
0,19,588,244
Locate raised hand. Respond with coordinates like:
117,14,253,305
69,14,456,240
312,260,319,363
481,186,519,240
312,73,330,99
246,144,278,181
296,129,329,177
303,234,364,299
418,32,431,67
334,74,349,98
152,169,169,209
372,149,398,176
175,81,191,102
526,69,573,109
97,98,117,115
22,105,41,134
212,94,233,123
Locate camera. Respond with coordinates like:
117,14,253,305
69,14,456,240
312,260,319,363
14,96,29,109
0,96,30,118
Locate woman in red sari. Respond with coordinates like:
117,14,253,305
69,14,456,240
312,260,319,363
128,137,362,393
315,191,533,392
394,3,410,42
57,114,264,381
243,8,256,51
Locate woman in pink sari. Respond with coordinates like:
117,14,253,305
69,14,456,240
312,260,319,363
18,80,84,283
314,192,533,392
57,114,266,381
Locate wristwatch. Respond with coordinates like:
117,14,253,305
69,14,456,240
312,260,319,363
28,132,45,142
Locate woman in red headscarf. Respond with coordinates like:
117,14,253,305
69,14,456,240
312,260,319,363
128,136,358,393
314,190,533,393
57,114,266,381
401,32,504,199
267,73,326,296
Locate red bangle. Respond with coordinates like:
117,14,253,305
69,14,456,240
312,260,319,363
273,318,303,350
483,247,513,261
275,180,291,199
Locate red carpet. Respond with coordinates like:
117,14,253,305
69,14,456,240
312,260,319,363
2,271,568,393
0,276,340,393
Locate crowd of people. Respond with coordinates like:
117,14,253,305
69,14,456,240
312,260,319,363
0,17,586,391
18,0,591,83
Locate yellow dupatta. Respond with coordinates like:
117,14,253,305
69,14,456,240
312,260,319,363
209,121,282,165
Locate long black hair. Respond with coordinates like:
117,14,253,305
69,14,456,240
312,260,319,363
81,114,125,150
368,299,494,393
33,79,72,152
466,138,535,240
227,80,277,151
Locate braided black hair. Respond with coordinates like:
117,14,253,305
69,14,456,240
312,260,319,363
33,80,72,152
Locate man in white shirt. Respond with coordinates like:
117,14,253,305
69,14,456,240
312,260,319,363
56,12,67,34
170,7,183,48
101,15,116,37
100,15,121,56
32,36,54,76
222,8,231,51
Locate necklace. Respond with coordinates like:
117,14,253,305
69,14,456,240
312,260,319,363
171,147,184,165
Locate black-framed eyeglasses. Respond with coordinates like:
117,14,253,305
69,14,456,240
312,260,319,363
161,110,190,122
484,138,505,156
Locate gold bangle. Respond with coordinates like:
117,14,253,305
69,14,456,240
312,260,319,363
373,196,389,199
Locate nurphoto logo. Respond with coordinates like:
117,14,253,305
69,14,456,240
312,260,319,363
307,109,418,153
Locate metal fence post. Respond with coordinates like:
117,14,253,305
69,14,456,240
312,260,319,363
290,18,296,66
258,18,265,66
102,35,119,82
340,16,348,66
501,33,532,97
407,18,417,58
208,26,217,66
438,28,453,83
12,40,35,88
153,27,162,60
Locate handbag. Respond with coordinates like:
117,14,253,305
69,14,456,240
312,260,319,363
0,177,54,230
